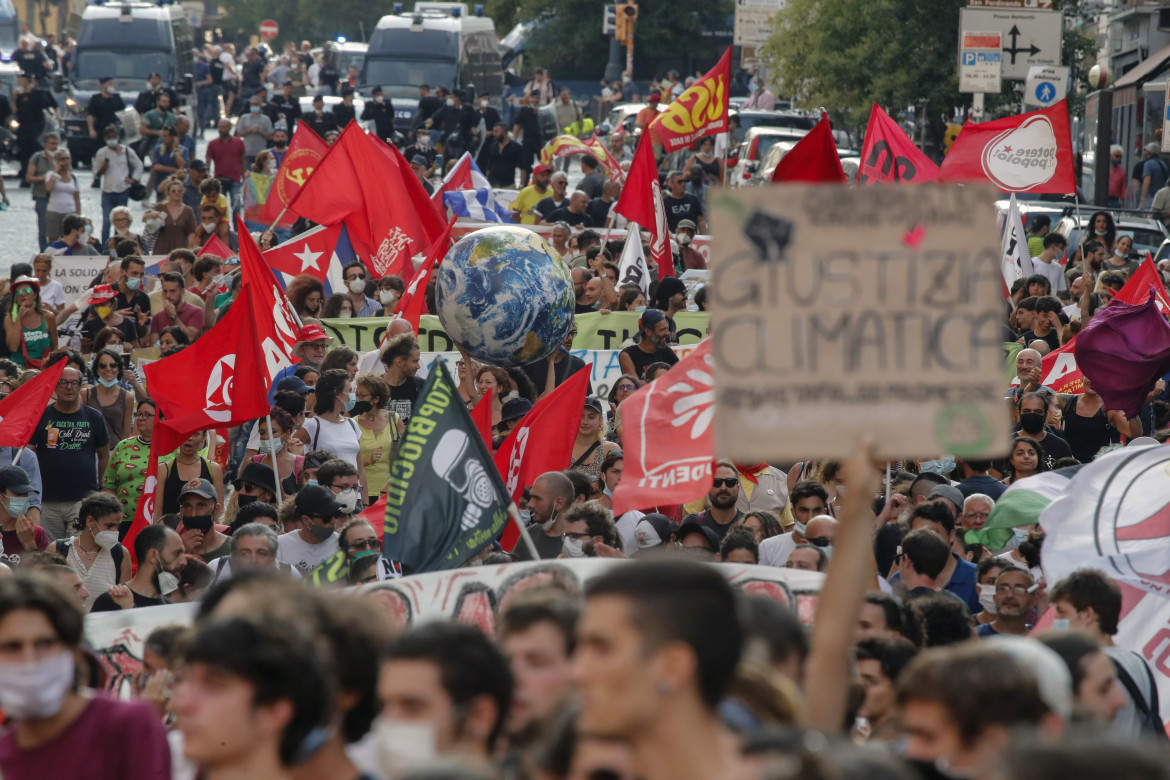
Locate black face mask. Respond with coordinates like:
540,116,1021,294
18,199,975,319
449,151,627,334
349,400,373,416
237,494,258,508
183,514,214,532
1019,412,1046,434
806,536,832,548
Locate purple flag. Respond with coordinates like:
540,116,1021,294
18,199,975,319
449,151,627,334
1075,290,1170,416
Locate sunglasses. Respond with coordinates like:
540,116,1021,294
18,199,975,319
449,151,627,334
348,538,380,551
712,477,738,488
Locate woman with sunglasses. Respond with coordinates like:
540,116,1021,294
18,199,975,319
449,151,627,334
81,348,135,444
606,373,640,442
102,398,157,521
3,275,57,369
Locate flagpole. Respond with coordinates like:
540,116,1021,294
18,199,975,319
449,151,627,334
267,207,290,234
508,503,541,561
266,414,283,506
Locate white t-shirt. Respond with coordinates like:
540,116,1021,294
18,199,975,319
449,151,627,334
45,171,79,213
219,52,237,83
759,532,797,567
38,278,66,309
1032,257,1067,293
277,530,339,575
614,510,644,557
301,415,361,468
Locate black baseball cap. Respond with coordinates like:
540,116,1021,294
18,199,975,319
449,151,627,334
276,375,313,396
188,158,207,172
295,484,343,518
677,521,719,551
0,466,35,495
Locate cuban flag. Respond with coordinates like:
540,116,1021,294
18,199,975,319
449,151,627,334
436,153,512,223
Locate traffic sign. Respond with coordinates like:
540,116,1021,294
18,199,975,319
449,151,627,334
959,31,1002,94
734,0,784,47
1023,65,1068,108
967,0,1052,8
259,19,279,40
959,7,1062,80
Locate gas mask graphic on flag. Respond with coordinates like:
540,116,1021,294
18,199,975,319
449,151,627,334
431,430,494,531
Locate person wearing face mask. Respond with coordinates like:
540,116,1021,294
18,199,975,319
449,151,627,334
672,219,705,270
294,369,366,479
303,93,339,140
340,261,381,318
317,458,364,520
974,558,1010,627
80,348,134,444
354,374,401,504
514,471,575,561
273,82,303,134
92,122,145,246
277,484,344,574
560,502,619,559
618,308,678,379
0,575,172,777
80,285,139,353
56,492,130,610
25,132,62,251
0,466,49,564
92,523,187,611
1014,392,1072,468
976,568,1037,637
235,95,275,169
357,85,394,143
177,478,231,562
377,276,404,316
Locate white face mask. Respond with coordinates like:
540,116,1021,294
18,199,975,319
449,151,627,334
94,529,120,551
106,343,124,356
445,98,455,107
379,289,398,305
793,520,807,537
348,278,366,294
1052,618,1071,631
539,509,558,532
374,95,384,104
264,437,284,455
416,136,430,148
978,584,998,615
0,651,75,719
374,719,437,777
336,488,360,514
201,222,217,233
676,232,691,246
562,536,585,558
157,570,180,596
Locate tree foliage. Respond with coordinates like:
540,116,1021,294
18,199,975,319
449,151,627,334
215,0,401,46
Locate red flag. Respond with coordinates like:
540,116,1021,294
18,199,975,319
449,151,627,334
1112,255,1170,313
262,222,344,282
261,122,329,227
471,387,493,449
649,47,731,153
360,494,388,543
0,358,65,447
613,135,671,282
857,104,940,185
494,366,590,551
395,217,454,330
123,419,186,571
770,112,845,184
612,341,714,515
431,152,475,209
197,233,235,259
939,99,1076,194
1012,336,1083,395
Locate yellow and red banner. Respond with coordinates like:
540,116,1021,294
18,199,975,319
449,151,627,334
649,47,731,153
540,135,624,182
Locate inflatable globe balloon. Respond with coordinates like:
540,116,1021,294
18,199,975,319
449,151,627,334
436,226,575,367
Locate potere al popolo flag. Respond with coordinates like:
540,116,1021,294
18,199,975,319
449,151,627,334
494,366,590,551
612,340,715,515
613,134,672,282
770,111,845,184
261,122,329,227
858,103,939,185
0,358,65,447
649,47,731,153
383,361,511,572
939,99,1076,194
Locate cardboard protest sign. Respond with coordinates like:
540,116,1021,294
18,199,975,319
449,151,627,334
708,184,1009,461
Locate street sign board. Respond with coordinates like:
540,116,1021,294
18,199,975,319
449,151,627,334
1163,82,1170,154
959,31,1002,94
734,0,785,47
259,19,279,40
1023,65,1068,107
967,0,1052,8
959,7,1062,80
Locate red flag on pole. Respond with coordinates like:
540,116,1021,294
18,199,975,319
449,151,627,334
770,112,845,184
493,366,590,551
123,419,187,571
1112,255,1170,312
649,47,731,153
471,387,493,449
261,122,329,227
857,104,940,185
394,217,454,329
613,135,672,282
262,222,343,282
612,341,714,515
939,99,1076,194
197,233,235,259
0,358,65,447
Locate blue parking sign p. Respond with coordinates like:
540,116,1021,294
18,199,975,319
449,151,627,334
962,52,976,66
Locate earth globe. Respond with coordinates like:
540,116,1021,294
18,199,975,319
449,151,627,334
435,226,576,367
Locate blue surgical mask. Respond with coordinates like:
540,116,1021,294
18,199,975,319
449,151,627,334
603,486,613,499
5,497,29,517
1052,618,1070,631
125,276,142,290
520,508,532,526
1013,526,1030,541
344,394,356,412
105,139,118,148
590,300,601,310
918,456,956,475
97,377,119,388
306,479,319,487
250,105,260,113
634,306,646,312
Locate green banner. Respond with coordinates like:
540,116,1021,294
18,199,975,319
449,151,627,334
319,312,711,353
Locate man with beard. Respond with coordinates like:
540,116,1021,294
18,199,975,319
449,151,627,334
618,309,678,379
91,525,186,610
681,461,744,542
977,568,1037,637
514,472,575,561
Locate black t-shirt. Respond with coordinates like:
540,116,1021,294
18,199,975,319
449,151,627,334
1008,428,1074,469
332,103,356,129
209,57,225,85
14,88,56,124
361,100,397,140
386,376,425,423
31,404,110,502
534,196,567,222
241,58,264,89
403,143,437,169
114,288,151,319
82,314,138,345
514,528,564,561
662,193,703,231
415,95,442,127
621,343,678,379
683,509,745,542
14,48,47,78
86,93,126,133
1019,328,1059,352
544,208,593,227
91,589,169,612
272,96,302,130
303,111,338,138
520,350,592,394
514,106,542,147
579,170,606,199
586,197,613,227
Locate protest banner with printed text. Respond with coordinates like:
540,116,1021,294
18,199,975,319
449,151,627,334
50,255,109,307
708,184,1010,461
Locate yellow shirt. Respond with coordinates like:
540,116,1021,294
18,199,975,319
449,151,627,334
201,193,230,224
512,185,546,225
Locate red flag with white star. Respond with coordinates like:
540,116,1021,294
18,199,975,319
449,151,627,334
262,222,344,283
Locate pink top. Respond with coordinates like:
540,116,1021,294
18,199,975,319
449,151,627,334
149,300,205,337
206,135,246,182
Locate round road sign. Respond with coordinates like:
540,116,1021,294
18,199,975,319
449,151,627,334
259,19,279,40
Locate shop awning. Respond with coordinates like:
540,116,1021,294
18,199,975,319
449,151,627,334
1116,42,1170,88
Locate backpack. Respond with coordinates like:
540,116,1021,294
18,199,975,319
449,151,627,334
55,539,124,584
1113,654,1169,741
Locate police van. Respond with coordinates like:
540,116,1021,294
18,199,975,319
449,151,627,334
359,2,503,133
58,1,193,164
0,0,18,60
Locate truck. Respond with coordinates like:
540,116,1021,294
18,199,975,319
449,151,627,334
0,0,18,61
57,1,193,164
359,2,503,133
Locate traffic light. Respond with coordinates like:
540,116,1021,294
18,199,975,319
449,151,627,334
616,0,637,43
603,4,617,35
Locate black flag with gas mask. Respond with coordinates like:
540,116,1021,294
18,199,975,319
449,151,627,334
382,360,511,573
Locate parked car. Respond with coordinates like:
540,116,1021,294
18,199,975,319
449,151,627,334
756,141,860,185
1051,209,1167,265
602,102,663,137
729,127,809,187
730,109,816,145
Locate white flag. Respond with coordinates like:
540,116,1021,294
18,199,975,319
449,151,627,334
1000,193,1034,291
617,226,650,296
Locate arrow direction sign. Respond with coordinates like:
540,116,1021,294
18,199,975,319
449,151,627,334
959,8,1061,80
